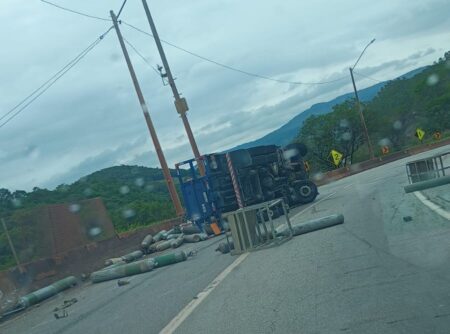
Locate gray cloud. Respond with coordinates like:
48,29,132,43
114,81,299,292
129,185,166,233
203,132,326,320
0,0,449,191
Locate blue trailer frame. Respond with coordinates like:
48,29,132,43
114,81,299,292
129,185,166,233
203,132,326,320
175,157,222,231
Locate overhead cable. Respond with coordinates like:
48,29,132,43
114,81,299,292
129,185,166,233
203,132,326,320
0,27,113,129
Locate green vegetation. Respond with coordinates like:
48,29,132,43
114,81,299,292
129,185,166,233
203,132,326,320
296,51,450,171
0,165,187,270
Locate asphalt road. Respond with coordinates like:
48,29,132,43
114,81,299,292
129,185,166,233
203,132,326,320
1,145,450,334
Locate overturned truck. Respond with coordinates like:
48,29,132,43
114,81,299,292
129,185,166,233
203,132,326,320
176,143,318,231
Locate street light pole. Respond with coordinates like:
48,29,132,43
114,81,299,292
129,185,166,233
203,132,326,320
350,38,376,160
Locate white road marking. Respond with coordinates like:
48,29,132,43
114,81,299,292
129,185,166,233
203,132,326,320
414,191,450,220
159,252,250,334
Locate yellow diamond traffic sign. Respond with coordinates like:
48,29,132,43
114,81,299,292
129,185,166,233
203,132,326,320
416,128,425,141
330,149,343,166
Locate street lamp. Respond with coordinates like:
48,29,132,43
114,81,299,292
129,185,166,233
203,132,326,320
349,38,375,159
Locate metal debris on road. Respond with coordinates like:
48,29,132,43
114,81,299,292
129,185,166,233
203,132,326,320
117,279,130,286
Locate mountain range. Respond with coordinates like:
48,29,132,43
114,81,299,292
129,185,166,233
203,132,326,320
230,67,426,150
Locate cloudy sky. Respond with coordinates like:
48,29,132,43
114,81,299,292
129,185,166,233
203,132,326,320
0,0,449,191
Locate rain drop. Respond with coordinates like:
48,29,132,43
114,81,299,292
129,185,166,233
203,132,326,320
145,184,155,192
339,119,350,128
191,213,201,221
120,185,130,194
378,138,392,147
83,188,93,196
393,120,402,130
25,145,40,159
312,172,324,181
341,132,352,141
283,149,299,160
135,178,145,187
426,73,439,86
88,227,102,237
122,209,135,219
11,198,22,208
69,204,81,213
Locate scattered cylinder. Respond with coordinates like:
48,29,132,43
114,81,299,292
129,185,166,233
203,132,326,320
91,259,155,283
104,257,123,267
101,260,126,271
216,240,234,254
155,240,173,252
181,225,201,235
167,233,183,240
276,214,344,237
170,236,184,248
141,234,154,251
183,234,201,243
18,276,77,308
153,251,187,268
183,233,209,243
121,250,144,263
153,230,167,242
404,175,450,193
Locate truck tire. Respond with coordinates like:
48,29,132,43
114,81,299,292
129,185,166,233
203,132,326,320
296,180,318,204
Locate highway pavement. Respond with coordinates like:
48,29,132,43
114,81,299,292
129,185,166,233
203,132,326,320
1,145,449,334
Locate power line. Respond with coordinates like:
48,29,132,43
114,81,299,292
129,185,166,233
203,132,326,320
122,21,348,86
353,71,384,83
117,0,128,18
41,0,110,21
0,27,113,129
123,37,161,76
39,1,348,86
41,0,128,20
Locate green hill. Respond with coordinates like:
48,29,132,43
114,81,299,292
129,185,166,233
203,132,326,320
0,166,188,269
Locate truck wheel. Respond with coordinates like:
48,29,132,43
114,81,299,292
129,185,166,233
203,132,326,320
296,180,318,203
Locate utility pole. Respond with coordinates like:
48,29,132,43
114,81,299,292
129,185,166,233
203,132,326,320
349,38,376,160
349,67,374,159
1,218,24,273
110,10,184,216
141,0,206,176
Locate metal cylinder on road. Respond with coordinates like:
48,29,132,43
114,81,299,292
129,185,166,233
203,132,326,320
141,234,154,251
153,251,187,268
121,250,144,263
276,214,344,237
91,259,155,283
18,276,77,308
404,175,450,193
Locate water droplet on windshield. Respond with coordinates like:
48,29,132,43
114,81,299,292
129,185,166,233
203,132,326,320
283,149,299,160
145,184,155,192
339,119,350,128
11,198,22,208
426,73,439,86
25,145,40,159
83,188,93,196
120,185,130,194
69,204,81,213
110,53,120,62
135,178,145,187
378,138,392,147
312,172,324,181
341,132,352,141
88,227,102,237
393,120,402,130
191,213,201,221
122,209,135,219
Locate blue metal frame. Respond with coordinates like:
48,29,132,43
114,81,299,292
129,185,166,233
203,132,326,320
175,157,222,231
